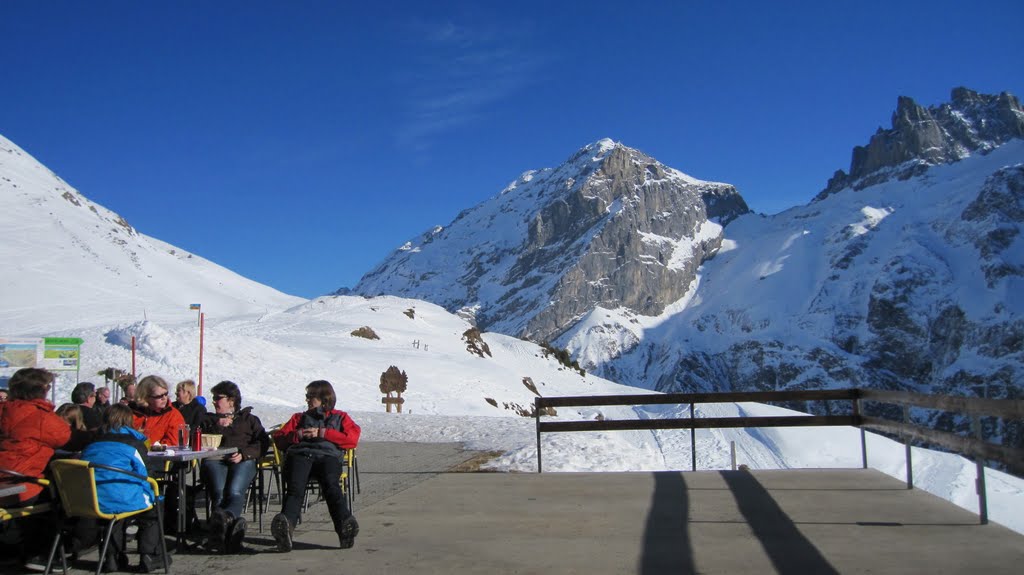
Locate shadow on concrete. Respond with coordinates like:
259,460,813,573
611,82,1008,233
721,470,839,575
639,472,696,575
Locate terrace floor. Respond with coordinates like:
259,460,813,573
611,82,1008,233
41,441,1024,574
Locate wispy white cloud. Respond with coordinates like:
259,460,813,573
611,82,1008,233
395,16,543,156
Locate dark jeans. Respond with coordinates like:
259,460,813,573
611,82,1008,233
201,458,257,518
107,507,164,558
281,452,351,533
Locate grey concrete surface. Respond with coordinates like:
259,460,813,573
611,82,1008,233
28,442,1024,575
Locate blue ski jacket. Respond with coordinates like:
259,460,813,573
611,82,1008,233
80,426,154,514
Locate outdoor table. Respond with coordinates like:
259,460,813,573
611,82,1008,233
147,446,238,550
0,483,27,499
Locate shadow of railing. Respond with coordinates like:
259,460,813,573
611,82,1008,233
639,472,696,574
721,470,839,575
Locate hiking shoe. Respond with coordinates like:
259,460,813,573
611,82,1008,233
226,515,247,554
337,516,359,549
22,555,48,572
138,553,171,573
208,509,231,551
101,552,129,573
271,513,293,552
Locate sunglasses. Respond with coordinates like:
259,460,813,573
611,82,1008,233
149,392,169,400
305,393,320,400
213,394,229,401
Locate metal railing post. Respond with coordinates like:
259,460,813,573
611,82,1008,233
536,398,542,474
690,403,697,472
972,414,988,524
903,404,913,490
854,397,868,469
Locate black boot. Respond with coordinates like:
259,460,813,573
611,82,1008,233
208,509,232,552
337,516,359,549
226,515,247,554
271,513,293,552
138,552,171,573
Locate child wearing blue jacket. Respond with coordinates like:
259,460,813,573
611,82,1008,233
80,404,169,573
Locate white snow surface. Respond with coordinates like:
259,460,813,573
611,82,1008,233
1,132,1022,536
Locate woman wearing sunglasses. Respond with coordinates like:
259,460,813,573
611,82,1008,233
199,380,269,553
271,380,361,552
131,375,186,447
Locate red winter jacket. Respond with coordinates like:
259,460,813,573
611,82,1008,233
0,398,71,503
273,408,360,455
131,403,186,447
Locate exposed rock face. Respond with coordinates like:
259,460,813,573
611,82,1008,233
817,88,1024,199
354,139,750,342
591,116,1024,451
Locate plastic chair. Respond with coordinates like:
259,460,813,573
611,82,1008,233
44,460,170,575
1,470,67,574
244,438,283,533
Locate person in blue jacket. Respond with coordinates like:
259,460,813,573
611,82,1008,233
80,404,170,573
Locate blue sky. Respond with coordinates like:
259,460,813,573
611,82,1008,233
2,1,1022,299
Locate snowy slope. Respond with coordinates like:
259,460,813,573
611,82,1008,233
0,134,304,334
570,140,1024,405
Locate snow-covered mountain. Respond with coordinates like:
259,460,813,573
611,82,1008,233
353,138,749,342
353,90,1024,436
2,117,1022,536
0,134,305,334
581,92,1024,418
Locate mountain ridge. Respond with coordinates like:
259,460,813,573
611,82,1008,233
353,138,750,341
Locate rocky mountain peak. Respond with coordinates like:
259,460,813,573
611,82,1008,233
354,139,750,342
816,88,1024,200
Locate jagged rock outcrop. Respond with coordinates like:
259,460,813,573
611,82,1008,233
817,88,1024,199
588,91,1024,451
353,139,750,342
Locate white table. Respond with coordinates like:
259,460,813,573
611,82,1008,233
148,447,238,550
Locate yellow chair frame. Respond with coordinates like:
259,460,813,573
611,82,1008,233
1,469,68,575
44,459,170,575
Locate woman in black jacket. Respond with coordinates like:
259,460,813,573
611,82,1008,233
199,380,269,553
172,379,207,428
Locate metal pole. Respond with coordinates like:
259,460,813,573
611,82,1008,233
972,414,988,524
198,313,205,397
904,404,913,490
854,398,868,469
535,399,542,474
690,403,697,472
731,441,737,471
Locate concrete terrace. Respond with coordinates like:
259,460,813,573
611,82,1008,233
44,441,1024,575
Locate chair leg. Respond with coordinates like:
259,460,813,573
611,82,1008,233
271,465,283,505
155,502,170,573
94,520,119,575
43,526,67,575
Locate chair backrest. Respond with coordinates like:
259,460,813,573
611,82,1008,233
49,459,105,519
49,459,159,520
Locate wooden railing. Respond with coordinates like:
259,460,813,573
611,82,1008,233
534,388,1024,524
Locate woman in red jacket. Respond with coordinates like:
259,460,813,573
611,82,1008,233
131,375,185,447
0,367,70,505
271,380,360,552
0,368,72,570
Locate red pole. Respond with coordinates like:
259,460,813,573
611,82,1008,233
131,336,136,378
198,312,205,396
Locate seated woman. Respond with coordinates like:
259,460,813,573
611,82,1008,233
81,404,170,573
131,375,185,447
0,368,71,570
172,379,207,429
56,402,96,453
271,380,360,552
198,380,268,553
